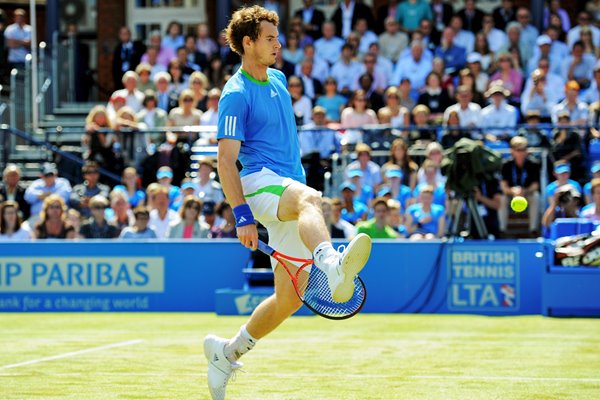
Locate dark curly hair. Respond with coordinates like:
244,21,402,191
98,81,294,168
225,5,279,56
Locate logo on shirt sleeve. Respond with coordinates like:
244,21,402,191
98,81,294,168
270,89,278,98
224,116,237,136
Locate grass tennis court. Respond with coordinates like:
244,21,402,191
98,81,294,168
1,313,599,400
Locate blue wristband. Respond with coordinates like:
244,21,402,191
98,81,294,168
233,204,255,227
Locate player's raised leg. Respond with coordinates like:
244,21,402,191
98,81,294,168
277,182,372,302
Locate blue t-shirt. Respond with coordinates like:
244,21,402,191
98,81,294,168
217,68,305,183
341,200,369,224
584,181,592,200
406,203,445,235
315,94,347,122
114,185,146,208
413,184,446,207
545,179,582,206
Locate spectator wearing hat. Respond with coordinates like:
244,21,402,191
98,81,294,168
70,161,110,218
200,201,221,231
583,164,600,204
148,184,180,239
520,69,555,119
345,143,383,189
346,169,374,206
0,164,30,221
551,81,589,126
499,136,541,234
79,195,119,239
480,81,518,142
338,182,368,224
167,195,209,239
405,185,446,239
356,197,399,239
135,63,155,92
193,158,224,205
545,161,583,207
581,178,600,221
4,8,31,70
542,183,582,228
208,200,237,239
384,167,413,209
561,41,596,90
156,166,181,211
24,163,72,223
119,206,158,239
527,34,561,76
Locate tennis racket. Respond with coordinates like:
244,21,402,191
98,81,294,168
257,240,366,320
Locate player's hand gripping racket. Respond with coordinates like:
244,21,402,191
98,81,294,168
257,240,366,320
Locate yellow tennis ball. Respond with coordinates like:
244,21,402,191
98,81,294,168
511,196,528,212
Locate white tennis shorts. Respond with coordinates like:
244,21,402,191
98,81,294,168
241,167,312,270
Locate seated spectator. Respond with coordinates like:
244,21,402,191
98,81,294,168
184,34,208,73
32,195,73,239
340,90,379,145
154,71,179,113
355,73,385,112
585,66,600,112
418,142,447,187
188,71,210,111
297,59,325,103
465,54,489,98
106,189,134,234
175,46,199,81
195,22,218,59
79,195,119,239
545,161,583,207
414,159,447,207
584,163,600,204
482,13,509,53
148,185,180,239
398,78,416,112
295,43,329,84
490,52,523,104
417,71,452,122
137,90,168,138
386,198,407,237
379,87,410,128
142,30,175,68
24,163,71,224
168,89,203,128
443,84,481,129
378,17,409,63
114,106,147,168
567,11,599,50
441,111,471,149
0,164,30,220
315,77,347,122
472,172,503,238
66,209,82,239
282,32,304,66
339,182,369,224
323,197,357,239
200,201,221,231
200,88,221,129
347,169,374,206
449,15,475,54
208,200,236,239
356,197,399,239
580,26,600,61
0,200,32,240
542,184,582,228
143,46,168,78
551,113,586,184
434,28,467,74
70,161,110,218
119,206,158,239
345,143,382,189
168,196,209,239
391,41,432,99
480,81,518,142
288,76,313,126
330,43,363,95
520,69,554,119
517,110,552,149
382,138,418,190
300,106,340,192
581,178,600,221
161,21,184,55
83,105,117,170
551,81,589,126
114,167,146,208
193,158,224,205
108,71,144,118
384,167,413,209
408,105,437,146
561,41,595,90
273,50,297,79
135,63,155,92
156,166,181,211
405,185,446,239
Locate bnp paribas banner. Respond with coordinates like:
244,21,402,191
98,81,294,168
0,241,248,312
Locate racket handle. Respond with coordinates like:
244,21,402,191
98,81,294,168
257,240,275,256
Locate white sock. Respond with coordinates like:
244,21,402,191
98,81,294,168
313,241,335,264
224,325,257,363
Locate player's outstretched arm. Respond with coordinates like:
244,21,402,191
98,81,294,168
217,138,258,250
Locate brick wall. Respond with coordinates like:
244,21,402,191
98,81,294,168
96,0,126,100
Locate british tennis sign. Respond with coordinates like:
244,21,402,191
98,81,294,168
447,247,520,312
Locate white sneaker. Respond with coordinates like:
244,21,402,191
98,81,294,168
320,233,372,303
204,335,242,400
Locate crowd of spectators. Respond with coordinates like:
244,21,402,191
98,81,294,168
3,1,600,240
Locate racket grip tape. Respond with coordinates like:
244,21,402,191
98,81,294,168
257,240,275,256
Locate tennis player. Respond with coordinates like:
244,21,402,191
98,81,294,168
204,5,371,399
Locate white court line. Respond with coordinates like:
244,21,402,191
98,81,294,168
1,371,599,383
0,339,144,370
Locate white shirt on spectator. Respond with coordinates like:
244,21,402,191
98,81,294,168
330,59,364,92
4,22,31,63
486,28,509,53
376,56,395,85
345,160,383,188
24,177,72,218
454,30,475,54
480,101,518,137
314,36,345,65
443,102,481,127
560,53,596,83
358,31,379,55
353,64,388,92
567,25,600,49
521,72,565,107
299,122,340,159
293,96,314,126
551,100,589,124
0,224,33,240
519,24,539,52
295,57,330,84
149,208,180,239
390,55,433,89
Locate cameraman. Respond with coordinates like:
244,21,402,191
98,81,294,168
542,184,582,228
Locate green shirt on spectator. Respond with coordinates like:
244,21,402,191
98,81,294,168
356,219,399,239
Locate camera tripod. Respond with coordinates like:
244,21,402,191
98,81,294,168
446,194,489,239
